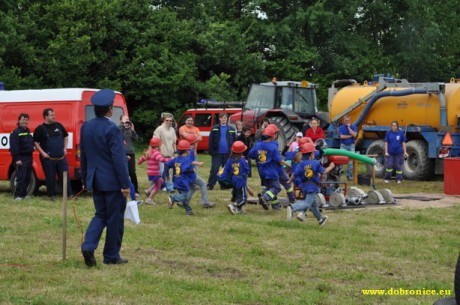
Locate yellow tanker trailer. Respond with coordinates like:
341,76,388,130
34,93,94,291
326,77,460,180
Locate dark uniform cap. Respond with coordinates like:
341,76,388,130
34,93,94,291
91,89,115,107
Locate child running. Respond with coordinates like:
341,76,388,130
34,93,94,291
137,137,172,205
248,126,282,210
165,140,201,216
287,142,334,225
184,134,215,208
218,141,251,214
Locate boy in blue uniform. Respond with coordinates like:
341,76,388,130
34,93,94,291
165,140,201,216
287,143,334,225
384,121,408,183
219,141,251,214
184,134,215,208
248,126,282,210
267,124,296,208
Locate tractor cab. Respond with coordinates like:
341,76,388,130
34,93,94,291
230,79,327,148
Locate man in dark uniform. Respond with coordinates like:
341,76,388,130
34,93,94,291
33,108,73,200
207,112,236,190
80,89,131,267
9,113,35,201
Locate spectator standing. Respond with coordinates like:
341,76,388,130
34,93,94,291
235,121,243,137
384,121,408,183
33,108,73,200
288,132,304,152
80,89,131,267
178,115,202,153
153,114,177,158
305,118,325,144
207,112,236,190
9,113,34,201
338,115,358,181
120,115,139,196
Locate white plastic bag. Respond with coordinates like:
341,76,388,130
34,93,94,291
124,200,141,224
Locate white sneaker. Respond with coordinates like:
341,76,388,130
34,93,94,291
227,203,237,215
145,198,155,205
14,197,23,201
384,180,389,183
397,180,401,184
319,215,328,226
286,206,293,221
296,212,306,222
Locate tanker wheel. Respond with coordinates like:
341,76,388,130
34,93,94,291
10,169,39,196
270,116,298,151
402,140,434,180
366,140,385,178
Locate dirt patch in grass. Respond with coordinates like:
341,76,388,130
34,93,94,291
369,193,460,209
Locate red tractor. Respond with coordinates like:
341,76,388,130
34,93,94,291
229,79,329,148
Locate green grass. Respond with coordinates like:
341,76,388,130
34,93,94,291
0,153,458,305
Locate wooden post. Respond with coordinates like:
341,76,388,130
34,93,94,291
62,171,68,260
353,160,358,185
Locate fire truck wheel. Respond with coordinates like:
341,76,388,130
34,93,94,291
10,169,38,196
366,140,385,178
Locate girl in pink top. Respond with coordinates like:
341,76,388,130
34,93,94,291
138,137,172,205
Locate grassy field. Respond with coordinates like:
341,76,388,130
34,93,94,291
0,153,459,305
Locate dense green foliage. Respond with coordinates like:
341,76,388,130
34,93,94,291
1,0,459,136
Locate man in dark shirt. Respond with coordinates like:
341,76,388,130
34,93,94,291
207,112,236,190
33,108,73,200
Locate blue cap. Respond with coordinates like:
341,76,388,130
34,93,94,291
91,89,115,107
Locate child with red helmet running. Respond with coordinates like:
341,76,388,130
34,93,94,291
165,140,201,216
287,143,334,225
184,134,214,208
137,137,172,205
219,141,251,214
248,126,283,210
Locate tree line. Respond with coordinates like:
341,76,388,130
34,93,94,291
1,0,459,138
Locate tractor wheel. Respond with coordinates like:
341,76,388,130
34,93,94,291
271,116,298,150
402,140,434,180
10,169,39,196
366,140,385,178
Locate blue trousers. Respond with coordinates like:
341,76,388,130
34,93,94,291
171,189,192,214
40,157,73,197
14,156,33,198
234,186,247,208
81,190,127,263
385,153,404,181
207,153,229,188
262,178,282,202
292,193,322,221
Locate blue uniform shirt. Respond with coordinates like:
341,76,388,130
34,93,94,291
385,129,407,155
220,156,250,189
217,125,229,154
165,155,195,191
338,123,358,145
248,141,282,180
293,159,325,194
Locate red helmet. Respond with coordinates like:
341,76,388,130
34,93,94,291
177,140,191,151
185,133,198,144
231,141,247,153
300,143,316,154
267,124,280,132
150,137,162,147
298,137,309,146
263,126,277,137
